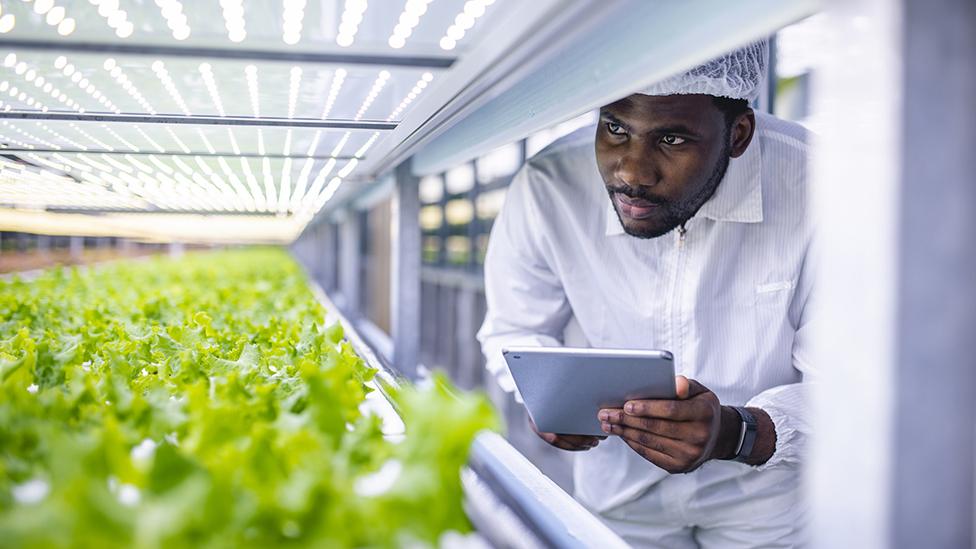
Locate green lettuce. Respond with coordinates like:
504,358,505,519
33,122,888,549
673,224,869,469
0,248,498,548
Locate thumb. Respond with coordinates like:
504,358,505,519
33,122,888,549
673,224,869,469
675,375,709,400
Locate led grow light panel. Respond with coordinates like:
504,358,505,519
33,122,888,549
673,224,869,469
1,0,501,54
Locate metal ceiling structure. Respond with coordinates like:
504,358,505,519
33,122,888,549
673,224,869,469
0,0,506,241
0,0,819,245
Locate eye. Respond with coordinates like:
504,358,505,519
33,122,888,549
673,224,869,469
606,122,626,136
661,135,686,146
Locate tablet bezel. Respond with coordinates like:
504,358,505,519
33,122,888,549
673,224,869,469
502,346,676,437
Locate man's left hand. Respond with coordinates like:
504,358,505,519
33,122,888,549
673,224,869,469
598,376,744,473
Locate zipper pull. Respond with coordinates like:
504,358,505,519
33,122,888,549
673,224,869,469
677,223,687,241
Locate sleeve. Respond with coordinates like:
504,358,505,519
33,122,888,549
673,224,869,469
745,234,819,470
475,165,573,400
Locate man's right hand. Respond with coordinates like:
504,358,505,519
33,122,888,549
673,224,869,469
530,417,606,451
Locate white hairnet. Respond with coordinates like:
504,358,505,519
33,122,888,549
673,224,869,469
639,40,768,102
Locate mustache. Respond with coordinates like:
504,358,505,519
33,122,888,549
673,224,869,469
606,185,668,204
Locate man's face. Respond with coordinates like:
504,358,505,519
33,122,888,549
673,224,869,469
595,94,750,239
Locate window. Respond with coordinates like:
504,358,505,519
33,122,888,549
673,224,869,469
419,175,444,204
476,143,521,184
445,164,474,195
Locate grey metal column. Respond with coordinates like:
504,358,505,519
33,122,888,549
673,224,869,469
892,0,976,547
391,160,421,379
69,236,82,259
316,222,333,291
322,222,339,293
809,1,976,548
338,210,362,314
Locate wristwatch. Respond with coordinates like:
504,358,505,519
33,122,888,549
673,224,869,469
730,406,758,463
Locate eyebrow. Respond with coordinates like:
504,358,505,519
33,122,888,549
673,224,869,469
599,112,699,137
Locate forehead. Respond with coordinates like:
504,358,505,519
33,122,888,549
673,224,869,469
600,94,723,131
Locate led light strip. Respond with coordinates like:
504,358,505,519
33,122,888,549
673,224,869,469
34,121,87,149
0,120,60,149
336,0,367,47
282,0,305,45
52,153,94,173
151,60,191,116
226,129,241,155
2,55,69,112
88,0,133,38
154,0,191,41
354,71,390,120
387,72,433,121
286,67,303,118
195,128,217,154
297,159,338,212
0,3,16,34
240,158,268,211
0,78,47,111
277,157,292,213
261,157,276,212
198,63,225,117
217,156,257,211
19,0,75,36
439,0,496,51
164,127,191,153
103,59,156,114
322,69,347,118
69,122,115,151
244,65,260,117
311,176,344,214
220,0,246,43
53,55,120,113
354,132,380,158
288,156,317,210
194,156,245,211
133,126,166,153
387,0,433,49
0,130,34,149
101,124,140,152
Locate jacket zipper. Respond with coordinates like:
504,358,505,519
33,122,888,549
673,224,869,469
667,224,687,366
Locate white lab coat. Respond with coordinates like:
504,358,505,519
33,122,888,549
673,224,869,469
477,112,814,545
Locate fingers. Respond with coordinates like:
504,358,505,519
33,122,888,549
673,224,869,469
617,398,705,421
675,375,690,399
610,424,704,472
598,409,684,440
537,431,602,451
620,436,683,473
675,375,709,400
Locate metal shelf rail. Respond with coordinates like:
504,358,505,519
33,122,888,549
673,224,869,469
306,276,629,548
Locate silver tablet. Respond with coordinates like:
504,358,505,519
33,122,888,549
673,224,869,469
502,346,676,436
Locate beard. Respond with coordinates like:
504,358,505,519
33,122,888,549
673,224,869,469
607,138,732,239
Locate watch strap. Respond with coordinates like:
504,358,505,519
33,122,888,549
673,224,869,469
730,406,758,463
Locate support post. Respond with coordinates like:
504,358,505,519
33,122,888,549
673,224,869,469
69,236,82,260
391,160,421,379
338,210,362,314
809,1,976,547
891,0,976,546
322,222,339,293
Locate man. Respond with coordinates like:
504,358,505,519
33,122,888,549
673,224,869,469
477,41,813,548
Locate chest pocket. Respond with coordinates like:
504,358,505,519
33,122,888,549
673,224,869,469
754,280,797,370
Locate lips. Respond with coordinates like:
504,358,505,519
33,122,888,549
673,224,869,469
614,193,661,220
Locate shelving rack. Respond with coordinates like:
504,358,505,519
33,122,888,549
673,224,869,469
0,1,839,546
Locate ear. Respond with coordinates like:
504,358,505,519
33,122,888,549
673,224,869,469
728,109,756,159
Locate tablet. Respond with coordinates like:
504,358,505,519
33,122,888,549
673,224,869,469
502,346,676,436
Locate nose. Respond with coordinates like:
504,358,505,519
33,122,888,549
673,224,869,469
614,143,659,188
